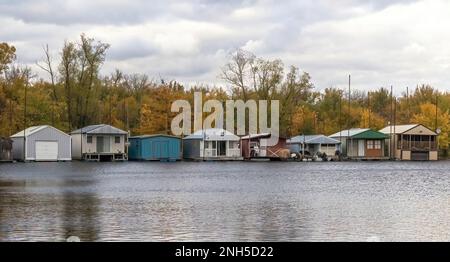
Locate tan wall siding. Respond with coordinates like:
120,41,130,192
429,151,438,161
404,125,437,136
402,150,411,160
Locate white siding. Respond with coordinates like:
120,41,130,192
11,126,71,161
27,126,71,161
11,137,24,160
71,134,82,159
71,133,126,158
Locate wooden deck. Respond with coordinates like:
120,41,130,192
346,156,391,161
187,156,244,161
82,153,128,162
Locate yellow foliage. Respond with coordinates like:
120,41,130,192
291,106,316,134
412,103,449,149
359,109,385,130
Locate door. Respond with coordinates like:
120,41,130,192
411,151,429,161
358,140,365,157
97,136,110,153
218,141,227,156
153,141,169,159
35,141,58,161
97,136,103,153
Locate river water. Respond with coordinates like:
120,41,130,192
0,161,449,242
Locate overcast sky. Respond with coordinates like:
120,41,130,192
1,0,450,93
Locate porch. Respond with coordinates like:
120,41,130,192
204,148,241,158
202,140,241,159
398,134,437,151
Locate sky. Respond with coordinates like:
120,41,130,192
1,0,450,93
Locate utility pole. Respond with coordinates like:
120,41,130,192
339,89,342,145
435,93,439,131
80,126,83,160
21,68,35,161
393,95,397,160
302,133,305,158
109,93,112,125
348,75,351,157
389,86,393,160
368,91,371,128
203,130,206,161
23,74,28,161
406,86,410,121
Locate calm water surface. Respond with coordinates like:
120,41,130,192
0,161,450,242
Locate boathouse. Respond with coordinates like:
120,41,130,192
379,124,438,161
71,124,128,161
0,137,13,162
183,128,242,160
329,128,388,160
129,134,181,161
10,125,72,161
241,133,290,160
287,135,341,159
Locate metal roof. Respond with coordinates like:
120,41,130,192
352,130,388,139
71,124,128,135
329,128,370,138
379,124,418,134
378,124,439,135
329,128,387,139
241,133,271,140
11,125,51,138
183,128,240,141
288,135,341,145
130,134,181,140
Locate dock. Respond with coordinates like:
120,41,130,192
83,153,128,162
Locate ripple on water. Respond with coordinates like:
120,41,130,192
1,161,450,241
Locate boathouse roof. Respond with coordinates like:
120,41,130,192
184,128,240,141
71,124,128,135
329,128,388,139
129,134,181,140
11,125,70,138
288,135,341,145
379,124,437,135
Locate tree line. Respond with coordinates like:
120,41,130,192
0,35,449,152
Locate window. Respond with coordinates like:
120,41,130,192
87,136,93,143
367,140,381,150
115,136,121,143
374,140,381,149
205,141,214,149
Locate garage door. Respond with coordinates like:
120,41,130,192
411,151,429,161
35,141,58,161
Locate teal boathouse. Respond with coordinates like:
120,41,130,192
129,134,181,161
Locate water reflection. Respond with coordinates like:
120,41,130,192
0,163,101,241
0,161,450,241
62,192,100,242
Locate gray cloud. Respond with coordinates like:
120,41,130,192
1,0,448,93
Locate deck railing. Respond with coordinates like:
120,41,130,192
204,149,217,157
227,148,241,157
204,148,241,157
399,140,437,151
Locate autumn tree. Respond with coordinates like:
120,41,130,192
1,37,450,159
221,49,256,101
0,43,16,76
412,103,449,149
